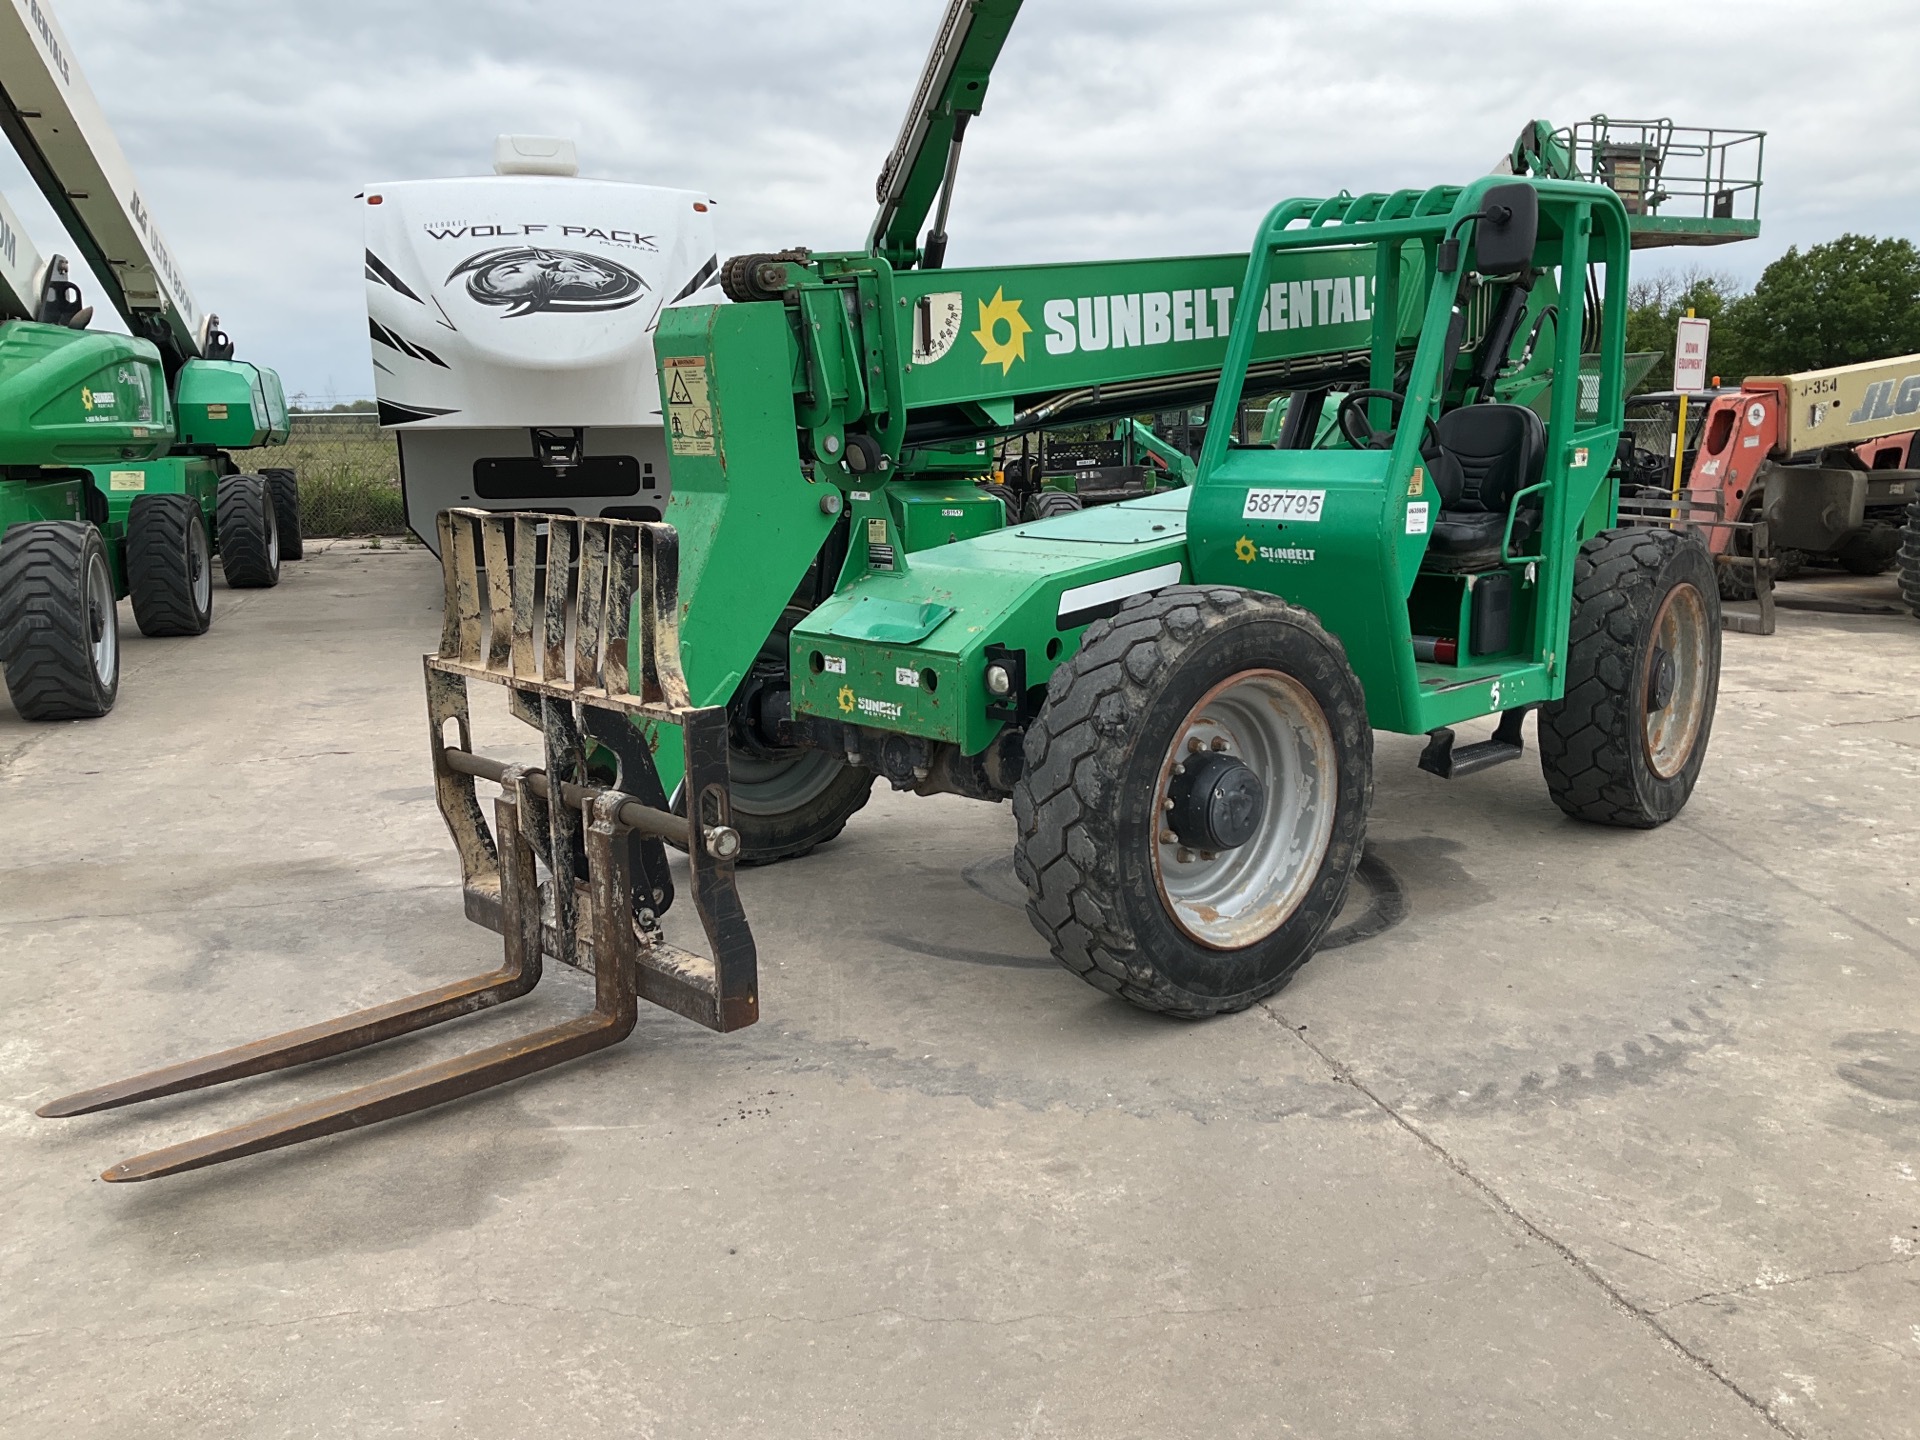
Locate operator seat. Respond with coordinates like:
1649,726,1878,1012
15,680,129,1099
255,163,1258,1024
1423,403,1545,572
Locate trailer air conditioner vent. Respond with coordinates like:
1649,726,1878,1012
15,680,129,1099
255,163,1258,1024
493,135,579,177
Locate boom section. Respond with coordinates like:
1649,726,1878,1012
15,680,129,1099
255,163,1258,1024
0,184,45,319
752,239,1427,472
0,0,203,364
867,0,1023,269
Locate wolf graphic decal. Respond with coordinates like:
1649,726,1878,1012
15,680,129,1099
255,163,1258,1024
448,246,647,317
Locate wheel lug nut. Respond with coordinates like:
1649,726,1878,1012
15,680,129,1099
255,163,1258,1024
1187,737,1205,753
1160,829,1176,844
1210,737,1229,751
1175,848,1192,863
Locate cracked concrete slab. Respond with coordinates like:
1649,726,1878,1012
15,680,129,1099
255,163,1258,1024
2,551,1914,1438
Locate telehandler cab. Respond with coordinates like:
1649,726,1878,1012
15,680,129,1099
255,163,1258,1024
42,0,1757,1180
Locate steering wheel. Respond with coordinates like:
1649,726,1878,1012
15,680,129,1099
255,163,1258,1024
1336,389,1441,453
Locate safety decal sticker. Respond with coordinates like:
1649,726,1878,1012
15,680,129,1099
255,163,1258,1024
108,470,145,491
823,655,847,675
1406,501,1430,535
664,355,714,457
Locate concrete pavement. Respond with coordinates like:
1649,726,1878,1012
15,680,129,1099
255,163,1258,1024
2,544,1915,1438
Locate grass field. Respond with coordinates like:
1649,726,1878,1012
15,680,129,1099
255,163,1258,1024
267,415,405,536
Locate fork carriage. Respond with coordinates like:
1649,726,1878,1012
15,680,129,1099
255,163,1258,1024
38,510,758,1182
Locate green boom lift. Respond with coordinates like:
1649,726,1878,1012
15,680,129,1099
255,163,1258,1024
0,186,167,717
0,0,296,721
40,0,1762,1180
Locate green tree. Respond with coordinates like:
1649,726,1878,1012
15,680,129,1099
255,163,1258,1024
1623,269,1744,393
1718,235,1920,377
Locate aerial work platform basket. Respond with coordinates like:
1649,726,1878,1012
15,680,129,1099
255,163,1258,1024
1564,117,1763,248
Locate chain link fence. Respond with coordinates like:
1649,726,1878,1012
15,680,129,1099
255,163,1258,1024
268,413,406,537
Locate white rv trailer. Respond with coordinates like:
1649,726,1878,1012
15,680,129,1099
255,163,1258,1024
363,136,721,551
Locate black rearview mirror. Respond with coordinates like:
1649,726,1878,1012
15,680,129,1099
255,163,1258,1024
1475,183,1539,275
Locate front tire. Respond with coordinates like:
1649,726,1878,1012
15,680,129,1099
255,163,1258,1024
726,749,876,865
217,474,281,588
0,521,120,721
127,493,213,637
1539,528,1720,828
1013,585,1372,1017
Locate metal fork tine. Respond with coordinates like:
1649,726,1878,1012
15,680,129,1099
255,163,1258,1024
36,792,546,1121
93,796,638,1184
482,517,514,673
542,518,573,683
510,516,539,678
575,522,609,690
450,513,483,663
601,525,635,697
437,511,461,658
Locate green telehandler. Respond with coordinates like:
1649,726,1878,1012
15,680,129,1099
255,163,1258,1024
41,0,1763,1180
0,0,296,721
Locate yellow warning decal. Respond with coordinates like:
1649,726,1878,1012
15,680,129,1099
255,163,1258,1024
663,356,714,457
109,470,146,491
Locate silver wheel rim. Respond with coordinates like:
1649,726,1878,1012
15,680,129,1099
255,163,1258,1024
727,748,845,816
1151,669,1337,949
264,488,280,568
189,517,211,612
86,550,117,687
1644,582,1710,779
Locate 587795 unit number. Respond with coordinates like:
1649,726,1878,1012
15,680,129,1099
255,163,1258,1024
1241,488,1326,522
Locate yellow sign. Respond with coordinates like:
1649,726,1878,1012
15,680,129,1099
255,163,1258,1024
663,355,714,456
108,470,146,491
972,288,1030,375
1408,467,1425,496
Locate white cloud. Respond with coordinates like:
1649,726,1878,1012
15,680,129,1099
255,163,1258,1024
4,0,1915,399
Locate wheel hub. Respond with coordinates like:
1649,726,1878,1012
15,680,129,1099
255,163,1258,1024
1646,646,1676,712
1168,751,1266,851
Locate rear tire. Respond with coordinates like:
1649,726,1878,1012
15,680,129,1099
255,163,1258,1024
261,467,303,560
127,493,213,637
1540,528,1720,828
0,521,120,721
1834,521,1899,576
1023,490,1083,522
1900,501,1920,620
1013,584,1372,1017
217,474,281,588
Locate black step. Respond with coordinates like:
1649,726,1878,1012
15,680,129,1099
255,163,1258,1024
1418,706,1532,779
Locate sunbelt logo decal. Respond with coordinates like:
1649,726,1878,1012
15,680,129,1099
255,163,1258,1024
1044,276,1374,356
973,288,1030,374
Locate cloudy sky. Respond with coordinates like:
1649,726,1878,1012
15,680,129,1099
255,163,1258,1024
4,0,1915,403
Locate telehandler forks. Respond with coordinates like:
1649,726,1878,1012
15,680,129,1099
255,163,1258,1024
38,512,757,1181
